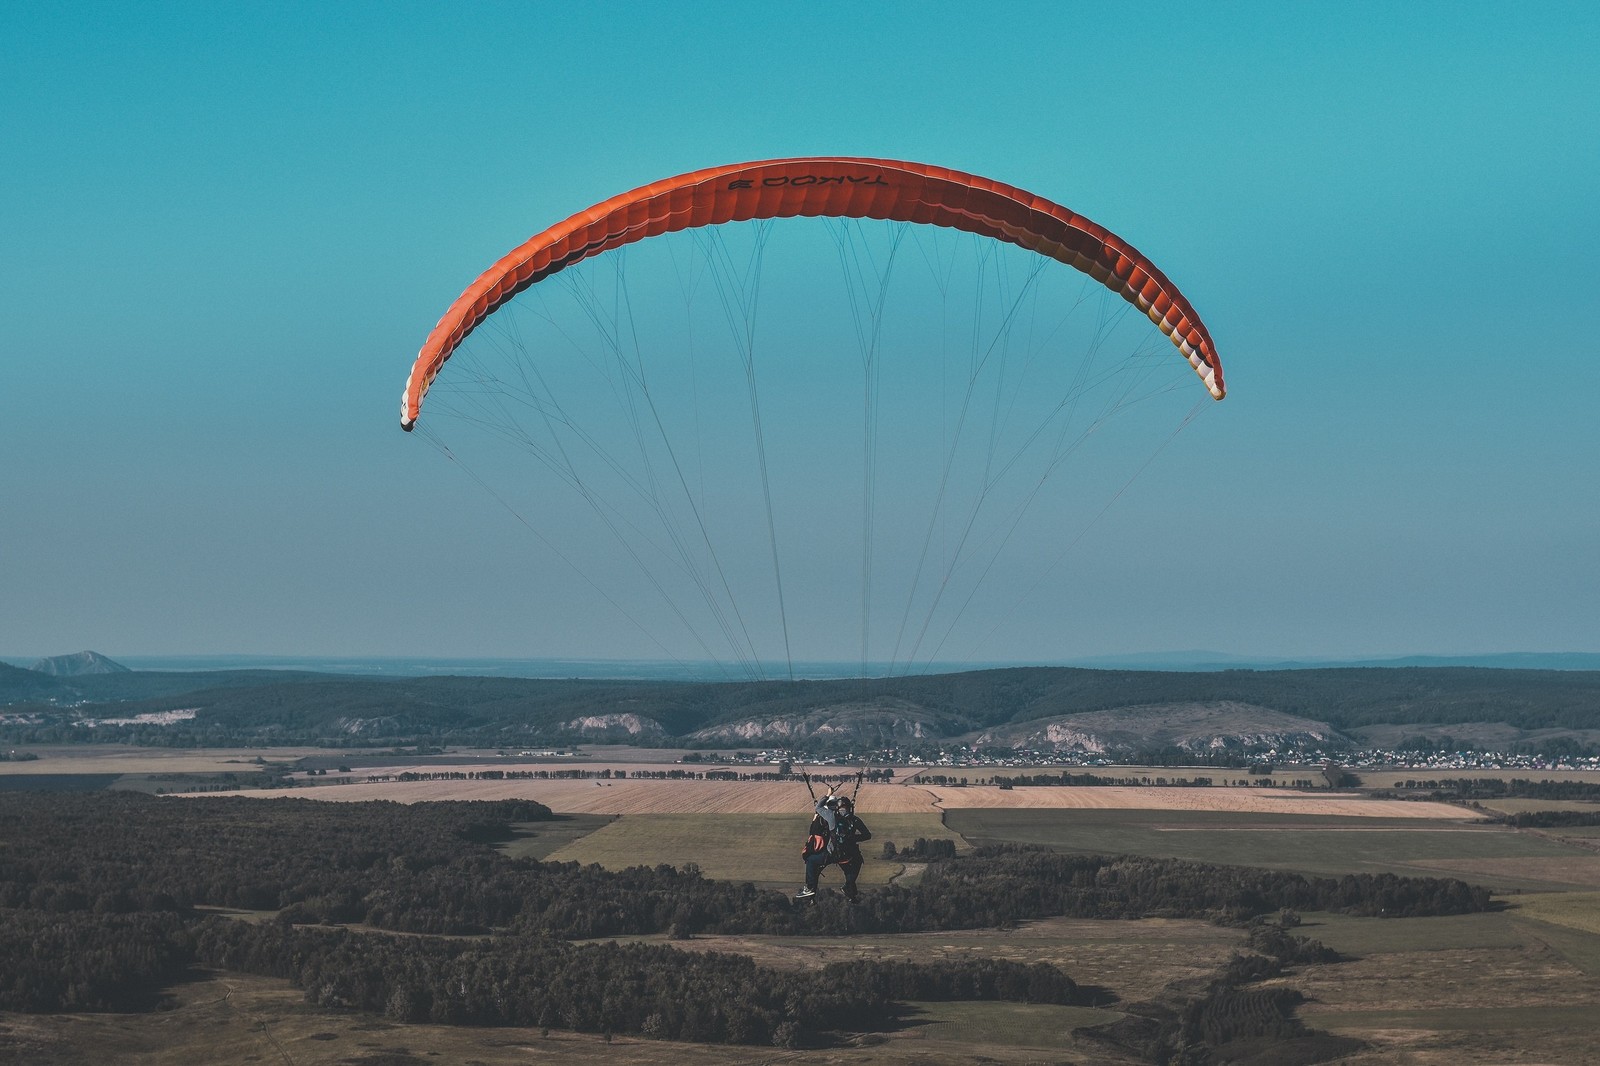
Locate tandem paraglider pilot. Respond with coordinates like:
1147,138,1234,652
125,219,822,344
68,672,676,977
797,794,871,902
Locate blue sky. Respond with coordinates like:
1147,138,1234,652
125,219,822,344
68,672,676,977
3,2,1597,669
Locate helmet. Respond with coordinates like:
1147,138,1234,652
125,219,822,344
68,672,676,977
837,796,854,812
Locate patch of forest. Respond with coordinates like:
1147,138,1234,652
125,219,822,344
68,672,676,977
0,792,1490,1055
4,663,1599,749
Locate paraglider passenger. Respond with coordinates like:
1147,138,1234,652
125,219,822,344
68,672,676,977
797,795,871,901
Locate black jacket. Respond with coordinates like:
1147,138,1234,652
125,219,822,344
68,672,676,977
831,813,872,864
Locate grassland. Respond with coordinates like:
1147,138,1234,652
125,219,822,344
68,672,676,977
1469,797,1600,815
496,814,617,861
921,782,1475,818
1509,891,1600,937
610,914,1244,1003
543,812,960,885
945,807,1598,891
896,1000,1123,1049
1292,906,1600,1064
0,746,328,775
0,773,121,791
534,804,1576,892
1404,856,1600,889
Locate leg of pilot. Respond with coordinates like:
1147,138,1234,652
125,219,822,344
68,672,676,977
840,858,860,901
805,851,831,892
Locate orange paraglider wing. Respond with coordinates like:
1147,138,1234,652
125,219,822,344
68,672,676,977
401,157,1223,429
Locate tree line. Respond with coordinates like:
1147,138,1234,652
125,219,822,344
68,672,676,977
1506,809,1600,828
1394,777,1600,801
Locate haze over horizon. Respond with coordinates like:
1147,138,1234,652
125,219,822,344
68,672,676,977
7,649,1600,684
5,3,1596,670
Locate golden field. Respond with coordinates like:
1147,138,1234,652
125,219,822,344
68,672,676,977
205,773,1485,820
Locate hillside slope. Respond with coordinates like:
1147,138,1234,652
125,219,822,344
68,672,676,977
3,665,1598,750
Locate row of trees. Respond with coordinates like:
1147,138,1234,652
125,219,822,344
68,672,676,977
1399,777,1600,800
882,838,958,861
1507,809,1600,827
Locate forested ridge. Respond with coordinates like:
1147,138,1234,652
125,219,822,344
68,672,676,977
4,663,1598,748
0,792,1488,1053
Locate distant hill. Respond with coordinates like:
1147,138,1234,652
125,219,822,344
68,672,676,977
966,702,1347,754
3,663,1598,752
0,662,67,704
29,650,131,676
1063,651,1600,672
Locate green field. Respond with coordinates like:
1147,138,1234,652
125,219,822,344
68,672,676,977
0,773,120,791
544,812,959,885
946,807,1598,891
897,1000,1123,1050
541,806,1600,892
1286,906,1600,1062
1472,797,1600,814
1294,910,1532,954
496,814,617,860
1303,1004,1599,1031
1509,891,1600,937
608,916,1244,1006
1550,825,1600,838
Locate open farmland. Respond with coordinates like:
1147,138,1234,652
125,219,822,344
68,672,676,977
604,914,1243,1004
946,807,1597,892
210,770,1485,820
541,812,959,885
248,778,942,813
1472,797,1600,815
1404,856,1600,889
0,746,332,775
1360,768,1600,788
1292,908,1600,1063
1510,891,1600,937
918,783,1477,818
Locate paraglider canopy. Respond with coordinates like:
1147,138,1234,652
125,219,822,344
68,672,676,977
402,157,1223,430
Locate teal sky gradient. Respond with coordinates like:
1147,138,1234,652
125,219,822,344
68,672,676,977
3,2,1597,665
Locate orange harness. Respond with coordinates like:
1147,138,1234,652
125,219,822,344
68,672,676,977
803,831,859,867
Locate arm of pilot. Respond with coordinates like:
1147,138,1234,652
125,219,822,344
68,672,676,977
814,801,837,831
